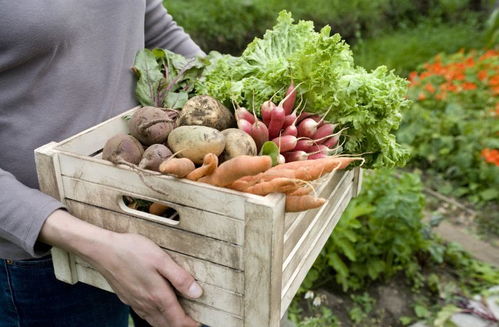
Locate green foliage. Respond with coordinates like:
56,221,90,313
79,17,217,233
398,49,499,204
288,292,341,327
303,169,428,291
348,292,375,323
164,0,490,54
353,18,484,76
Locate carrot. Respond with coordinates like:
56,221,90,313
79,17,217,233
289,184,314,196
285,195,326,212
159,157,195,178
149,202,169,216
186,153,219,181
198,155,272,187
242,178,303,195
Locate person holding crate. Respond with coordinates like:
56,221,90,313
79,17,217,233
0,1,206,326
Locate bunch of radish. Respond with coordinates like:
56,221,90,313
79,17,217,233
235,82,343,163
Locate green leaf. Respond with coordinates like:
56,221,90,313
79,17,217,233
133,49,164,107
328,253,349,277
414,304,431,318
164,92,188,109
259,141,280,166
434,305,460,327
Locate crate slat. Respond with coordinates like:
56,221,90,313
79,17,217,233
67,200,243,270
62,177,244,245
283,170,353,261
56,108,136,155
280,184,354,314
73,261,244,320
57,152,256,219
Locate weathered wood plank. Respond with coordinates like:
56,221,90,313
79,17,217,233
243,195,286,327
57,151,259,219
352,167,363,197
56,107,136,155
74,248,244,295
66,200,243,270
283,170,353,260
180,300,243,327
73,262,244,323
280,184,354,315
62,177,244,245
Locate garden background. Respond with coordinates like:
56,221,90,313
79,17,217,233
163,0,499,326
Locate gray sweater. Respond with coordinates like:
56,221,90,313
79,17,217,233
0,0,203,260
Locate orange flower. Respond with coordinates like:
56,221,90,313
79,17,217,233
478,70,488,81
424,83,436,93
418,92,426,101
461,82,477,91
409,71,418,82
481,148,499,166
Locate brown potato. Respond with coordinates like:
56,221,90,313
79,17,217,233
178,95,236,131
220,128,257,161
167,126,225,164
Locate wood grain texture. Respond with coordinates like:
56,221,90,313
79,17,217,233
243,195,286,327
67,200,243,270
62,177,244,244
280,183,354,315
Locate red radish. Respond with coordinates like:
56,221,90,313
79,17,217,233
323,135,340,148
296,111,315,124
249,120,269,151
282,124,298,137
297,118,320,138
282,151,309,162
261,100,275,126
237,119,252,134
313,123,336,142
235,107,255,124
271,135,299,153
277,154,285,165
282,112,297,128
268,105,286,139
294,138,316,152
307,144,329,155
282,81,297,115
308,152,328,160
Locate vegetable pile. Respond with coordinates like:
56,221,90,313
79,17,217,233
101,11,411,213
197,11,410,169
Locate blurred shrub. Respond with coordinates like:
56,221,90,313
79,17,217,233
353,18,484,76
302,169,429,292
398,49,499,204
164,0,491,54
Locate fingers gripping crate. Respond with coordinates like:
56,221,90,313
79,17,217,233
35,107,362,327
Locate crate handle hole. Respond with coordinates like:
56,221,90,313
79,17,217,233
119,196,180,226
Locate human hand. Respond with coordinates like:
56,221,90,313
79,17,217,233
40,210,202,327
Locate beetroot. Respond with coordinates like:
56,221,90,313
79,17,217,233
138,144,173,171
128,106,177,146
102,133,144,165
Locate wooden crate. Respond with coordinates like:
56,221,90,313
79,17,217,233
35,107,362,327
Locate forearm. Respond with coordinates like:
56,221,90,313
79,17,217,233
38,209,113,264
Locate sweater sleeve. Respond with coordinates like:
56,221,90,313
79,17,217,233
0,168,64,257
145,0,205,57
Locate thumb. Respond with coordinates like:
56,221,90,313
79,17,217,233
157,253,203,299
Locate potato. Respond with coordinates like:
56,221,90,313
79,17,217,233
167,126,225,164
178,95,236,131
221,128,257,161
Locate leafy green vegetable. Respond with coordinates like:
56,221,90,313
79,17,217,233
197,11,410,168
259,141,280,166
132,49,204,109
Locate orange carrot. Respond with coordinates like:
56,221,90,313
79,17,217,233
242,178,303,195
149,202,169,216
198,155,272,187
289,184,314,196
186,153,219,181
285,195,326,212
159,157,195,178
